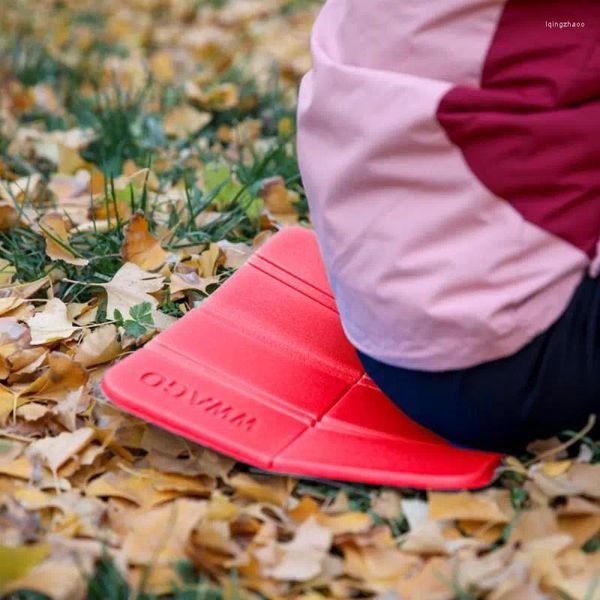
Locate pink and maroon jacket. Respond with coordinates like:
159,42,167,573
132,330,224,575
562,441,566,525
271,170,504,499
297,0,599,371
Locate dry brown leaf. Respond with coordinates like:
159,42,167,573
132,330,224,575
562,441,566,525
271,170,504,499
39,212,89,266
0,201,19,230
121,212,169,271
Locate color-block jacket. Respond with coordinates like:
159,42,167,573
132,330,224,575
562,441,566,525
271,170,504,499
297,0,599,371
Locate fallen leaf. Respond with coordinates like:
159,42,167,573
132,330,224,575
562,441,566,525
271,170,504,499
122,498,207,565
170,270,219,295
258,516,333,582
74,324,121,368
0,544,49,588
163,105,212,138
101,262,164,320
0,296,24,316
0,201,19,230
39,212,88,266
22,352,88,400
25,299,77,345
343,544,421,593
27,427,95,473
2,558,88,600
121,212,169,271
229,473,293,506
371,489,403,521
428,490,511,524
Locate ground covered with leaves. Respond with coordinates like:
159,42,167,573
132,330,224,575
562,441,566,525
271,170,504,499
1,1,600,599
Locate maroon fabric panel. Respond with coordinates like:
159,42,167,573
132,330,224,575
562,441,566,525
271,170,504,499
437,0,600,257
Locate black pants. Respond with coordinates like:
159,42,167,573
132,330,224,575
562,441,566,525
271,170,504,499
357,276,600,454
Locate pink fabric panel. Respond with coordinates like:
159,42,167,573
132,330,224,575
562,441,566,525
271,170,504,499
321,0,506,85
297,0,588,371
438,0,600,258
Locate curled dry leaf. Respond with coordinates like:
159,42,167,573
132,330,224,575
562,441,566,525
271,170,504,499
0,201,19,231
39,212,89,266
25,298,77,345
121,212,169,271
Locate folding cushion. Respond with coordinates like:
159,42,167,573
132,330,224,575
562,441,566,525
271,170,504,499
101,227,503,489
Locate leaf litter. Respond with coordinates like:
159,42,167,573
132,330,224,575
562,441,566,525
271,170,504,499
0,0,600,598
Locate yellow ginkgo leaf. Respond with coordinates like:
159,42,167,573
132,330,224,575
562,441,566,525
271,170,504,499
163,105,212,138
0,544,49,588
21,351,88,400
428,490,511,524
0,296,24,316
123,499,207,566
26,427,95,473
121,212,169,271
39,212,88,266
259,516,333,582
25,298,77,345
101,262,164,320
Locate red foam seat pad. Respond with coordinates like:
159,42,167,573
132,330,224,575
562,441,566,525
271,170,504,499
101,227,503,489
